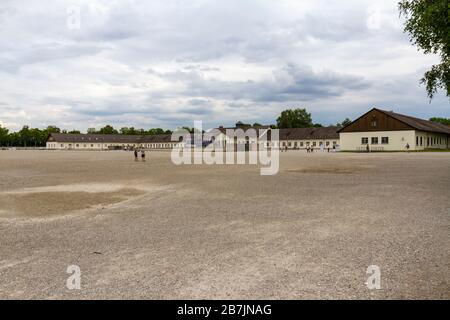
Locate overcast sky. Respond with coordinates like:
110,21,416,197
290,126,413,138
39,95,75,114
0,0,448,131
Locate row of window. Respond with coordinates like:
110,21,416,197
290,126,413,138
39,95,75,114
416,136,445,147
361,137,389,145
281,141,337,148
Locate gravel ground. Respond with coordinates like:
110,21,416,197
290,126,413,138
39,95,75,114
0,150,449,299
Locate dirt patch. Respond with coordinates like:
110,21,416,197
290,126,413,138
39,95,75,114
0,186,145,218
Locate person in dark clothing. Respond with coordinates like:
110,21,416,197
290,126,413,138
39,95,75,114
134,149,138,161
141,150,146,161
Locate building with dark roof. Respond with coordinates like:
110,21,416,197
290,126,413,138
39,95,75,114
215,123,340,150
338,108,450,151
46,133,179,150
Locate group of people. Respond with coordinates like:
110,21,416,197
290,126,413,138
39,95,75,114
134,149,146,161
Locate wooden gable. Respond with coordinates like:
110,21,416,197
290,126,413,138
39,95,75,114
339,108,414,133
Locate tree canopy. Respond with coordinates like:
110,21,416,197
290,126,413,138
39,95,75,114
429,117,450,125
399,0,449,99
276,108,313,128
337,118,352,128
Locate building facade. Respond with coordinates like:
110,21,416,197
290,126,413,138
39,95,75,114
46,126,341,151
46,133,179,150
212,124,340,150
339,108,450,151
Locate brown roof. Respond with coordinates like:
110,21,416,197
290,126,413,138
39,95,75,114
279,126,339,140
48,133,173,143
379,109,450,134
216,126,339,140
338,108,450,135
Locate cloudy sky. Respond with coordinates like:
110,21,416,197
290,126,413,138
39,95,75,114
0,0,448,131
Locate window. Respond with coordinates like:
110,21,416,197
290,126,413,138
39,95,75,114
300,142,304,147
381,137,389,144
333,141,337,145
361,137,369,144
371,120,377,127
416,136,419,146
326,141,330,146
306,142,310,146
312,142,316,146
420,137,423,146
371,137,378,144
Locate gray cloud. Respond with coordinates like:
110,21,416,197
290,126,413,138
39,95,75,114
0,0,447,131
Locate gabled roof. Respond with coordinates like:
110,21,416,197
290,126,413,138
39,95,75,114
338,108,450,135
380,109,450,134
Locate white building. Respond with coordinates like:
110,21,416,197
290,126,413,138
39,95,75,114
47,125,341,151
46,133,179,150
339,108,450,151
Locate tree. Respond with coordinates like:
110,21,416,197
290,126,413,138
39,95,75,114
429,117,450,125
68,130,81,134
147,128,166,135
276,108,313,128
19,125,31,147
46,125,61,134
87,128,97,134
0,125,9,147
399,0,449,99
98,125,118,134
312,123,323,127
252,122,262,127
337,118,352,128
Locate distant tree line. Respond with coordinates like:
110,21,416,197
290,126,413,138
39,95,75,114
0,124,173,147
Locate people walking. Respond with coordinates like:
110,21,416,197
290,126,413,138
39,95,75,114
134,149,138,161
405,143,410,152
141,149,146,161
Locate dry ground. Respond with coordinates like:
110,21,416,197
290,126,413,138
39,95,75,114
0,150,449,299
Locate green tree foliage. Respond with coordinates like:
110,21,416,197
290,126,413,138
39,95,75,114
276,108,313,128
97,125,118,134
337,118,352,128
0,125,9,146
399,0,449,99
46,125,61,133
429,117,450,125
147,128,166,135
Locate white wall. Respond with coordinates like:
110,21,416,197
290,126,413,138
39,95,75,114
413,131,449,150
339,130,416,151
